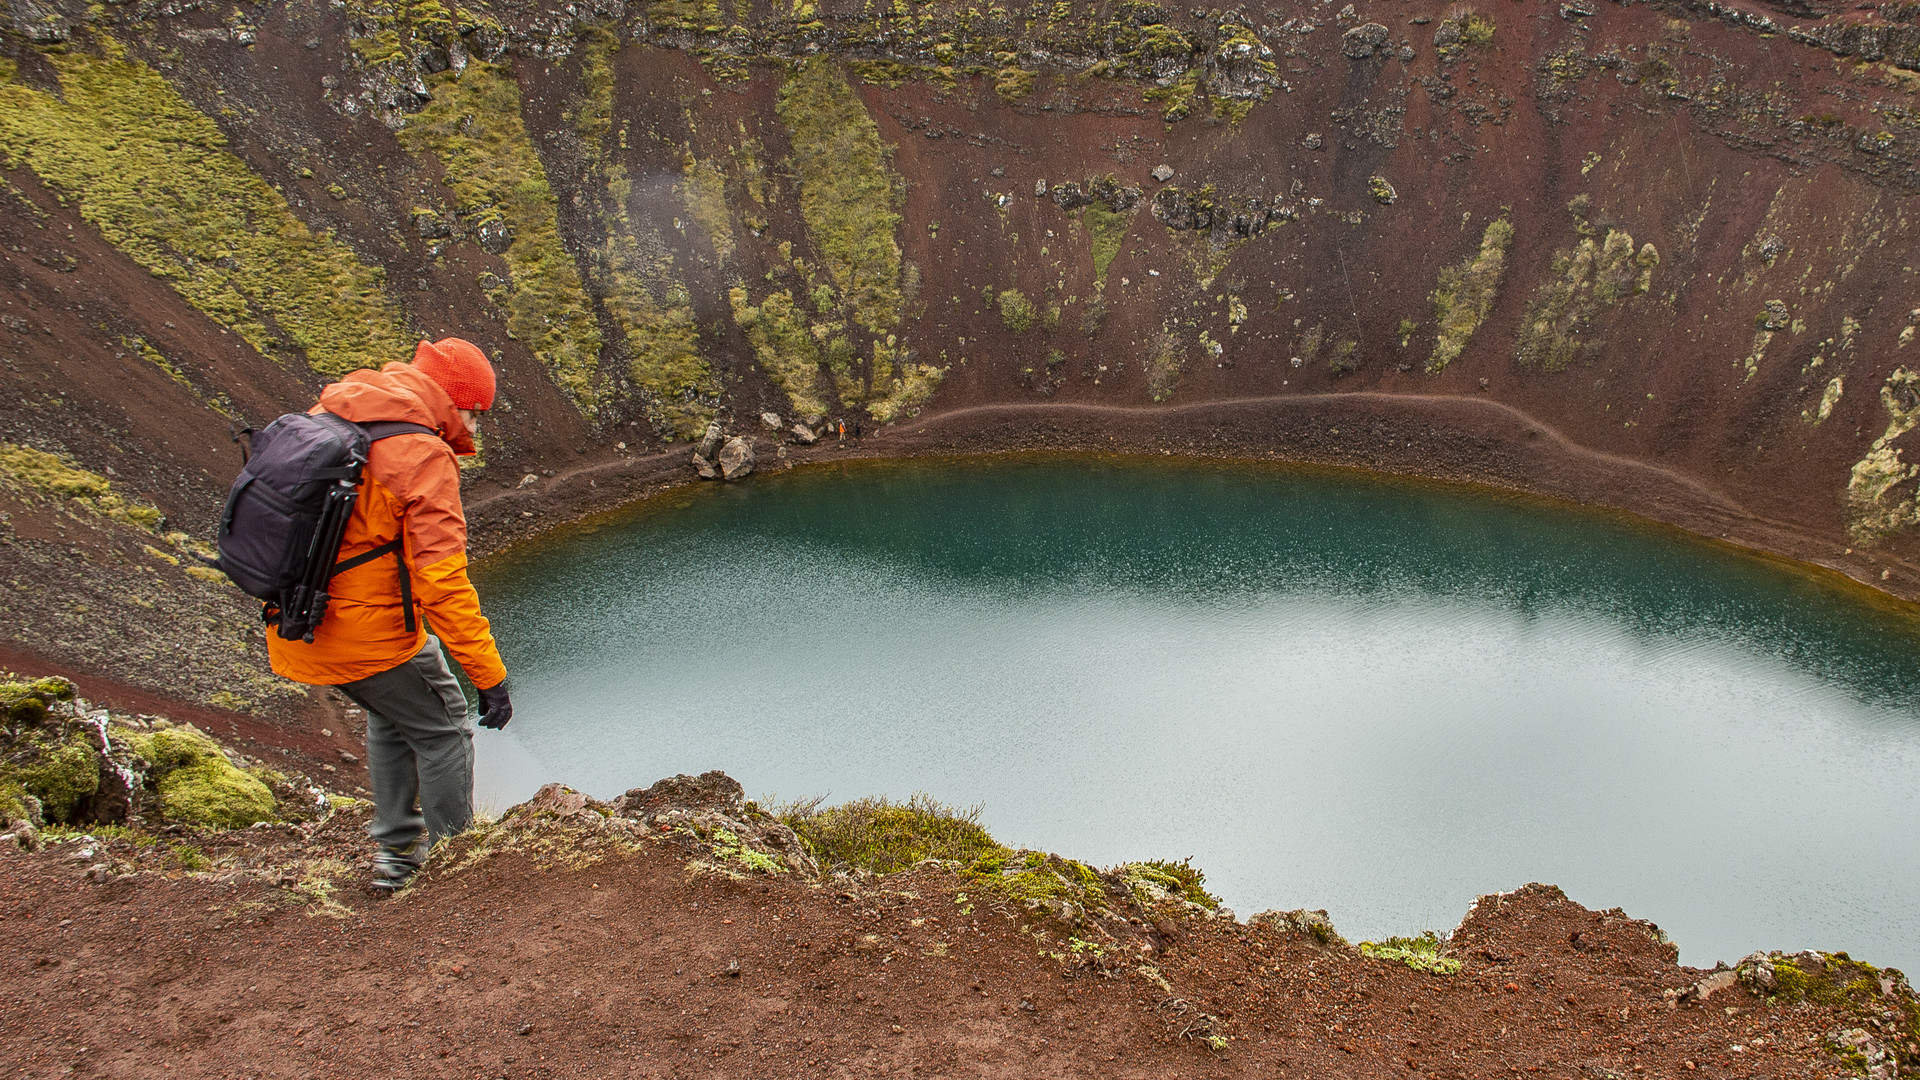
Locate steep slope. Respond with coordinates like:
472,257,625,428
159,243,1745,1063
3,0,1919,710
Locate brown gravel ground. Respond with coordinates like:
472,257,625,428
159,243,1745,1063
0,816,1889,1080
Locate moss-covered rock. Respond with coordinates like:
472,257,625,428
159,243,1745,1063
126,726,276,829
15,736,100,823
0,676,76,727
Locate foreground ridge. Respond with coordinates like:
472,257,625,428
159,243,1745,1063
3,677,1916,1078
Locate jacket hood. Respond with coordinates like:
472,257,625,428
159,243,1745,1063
316,362,476,456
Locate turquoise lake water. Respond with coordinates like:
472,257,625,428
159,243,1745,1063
469,457,1920,971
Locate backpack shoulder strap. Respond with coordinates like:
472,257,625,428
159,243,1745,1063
359,421,439,442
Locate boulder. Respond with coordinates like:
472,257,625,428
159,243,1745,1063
718,436,755,480
10,0,70,44
790,423,818,445
759,411,783,430
1342,22,1391,58
476,218,514,254
1151,164,1174,182
696,422,723,459
690,453,717,480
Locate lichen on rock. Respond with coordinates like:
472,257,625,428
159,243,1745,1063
1847,367,1920,541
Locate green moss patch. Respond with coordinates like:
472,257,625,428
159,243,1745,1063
126,726,276,829
1147,325,1186,401
566,28,716,440
1082,201,1132,285
1427,218,1513,373
14,736,100,823
998,288,1038,332
1,677,76,725
0,445,161,530
1517,226,1658,371
1121,858,1219,908
779,792,1004,874
1745,952,1920,1071
867,334,944,423
730,287,830,420
0,780,33,825
776,58,905,334
400,62,606,415
0,47,411,376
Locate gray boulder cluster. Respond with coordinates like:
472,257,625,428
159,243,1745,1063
1150,185,1302,241
1045,176,1141,214
690,416,822,481
689,422,755,481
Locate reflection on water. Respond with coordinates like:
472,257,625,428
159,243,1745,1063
472,458,1920,970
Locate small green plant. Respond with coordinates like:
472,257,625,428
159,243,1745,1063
1122,858,1219,907
170,842,212,871
710,828,786,874
1328,339,1358,377
998,288,1038,332
1360,932,1463,974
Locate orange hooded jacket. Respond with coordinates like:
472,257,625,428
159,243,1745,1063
263,361,508,690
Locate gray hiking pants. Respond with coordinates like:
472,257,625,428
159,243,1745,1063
336,637,474,854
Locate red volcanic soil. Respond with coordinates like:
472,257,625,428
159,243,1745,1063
0,819,1881,1080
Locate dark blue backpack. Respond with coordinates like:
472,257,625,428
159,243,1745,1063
214,412,434,643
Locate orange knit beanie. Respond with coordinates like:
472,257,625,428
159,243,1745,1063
411,338,496,410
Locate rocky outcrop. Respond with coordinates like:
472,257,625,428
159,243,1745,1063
503,772,818,876
1150,186,1300,241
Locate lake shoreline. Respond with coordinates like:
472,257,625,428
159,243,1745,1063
463,396,1920,615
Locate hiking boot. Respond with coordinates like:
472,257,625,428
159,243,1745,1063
370,843,422,893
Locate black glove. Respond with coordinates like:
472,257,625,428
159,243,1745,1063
476,681,513,730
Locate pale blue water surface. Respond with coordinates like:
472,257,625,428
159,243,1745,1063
469,458,1920,971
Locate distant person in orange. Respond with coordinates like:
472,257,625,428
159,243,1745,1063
265,338,512,892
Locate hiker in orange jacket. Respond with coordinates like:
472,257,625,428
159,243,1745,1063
265,337,511,891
